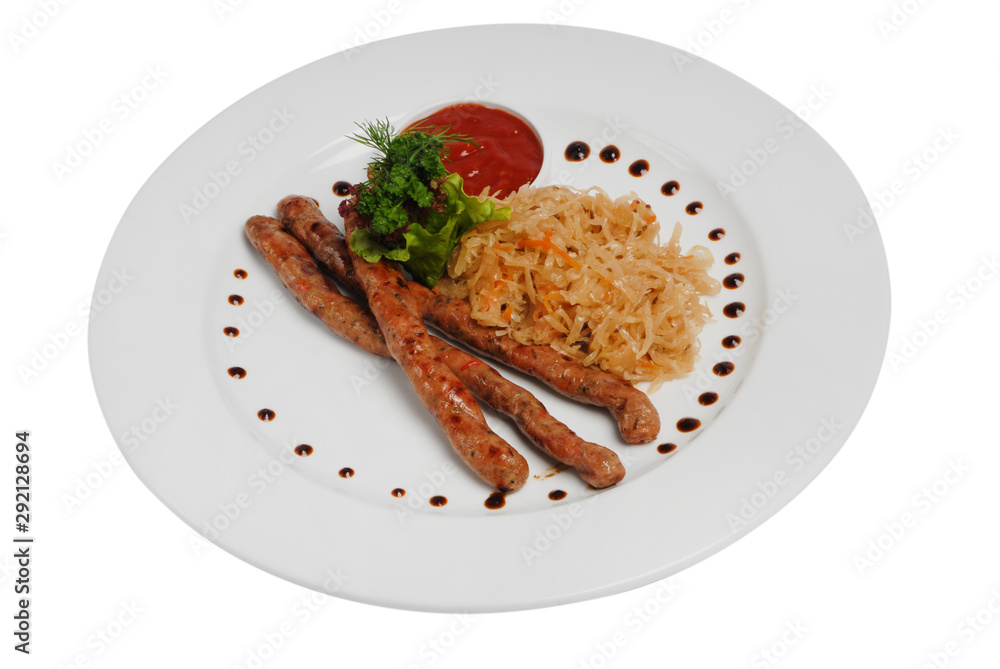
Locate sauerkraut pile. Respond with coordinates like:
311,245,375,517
438,184,720,390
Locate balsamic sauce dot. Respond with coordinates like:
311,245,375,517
227,366,246,379
565,141,590,161
661,180,680,196
723,273,745,289
429,495,448,507
548,490,567,501
657,443,678,454
228,294,244,305
725,252,741,265
723,302,745,318
713,362,735,377
485,492,507,509
628,159,649,176
294,444,313,457
677,418,702,432
698,392,719,406
722,335,742,349
391,488,406,498
333,180,352,196
339,467,354,478
708,228,725,241
686,201,703,215
223,327,240,337
599,145,620,163
234,269,248,279
257,408,275,421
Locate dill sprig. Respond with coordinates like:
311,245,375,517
349,119,478,236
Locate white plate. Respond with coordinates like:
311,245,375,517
89,24,889,612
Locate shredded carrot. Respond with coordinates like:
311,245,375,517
518,230,582,269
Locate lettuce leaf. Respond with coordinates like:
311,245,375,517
349,173,510,287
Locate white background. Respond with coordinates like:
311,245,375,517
3,0,999,667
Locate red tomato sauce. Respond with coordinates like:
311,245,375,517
406,103,543,198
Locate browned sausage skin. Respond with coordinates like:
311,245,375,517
277,195,661,444
246,214,624,488
341,205,530,493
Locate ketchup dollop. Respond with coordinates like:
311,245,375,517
406,103,543,198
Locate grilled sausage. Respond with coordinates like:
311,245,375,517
341,207,530,492
277,195,660,444
246,214,623,487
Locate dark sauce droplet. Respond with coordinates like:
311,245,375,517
661,180,680,196
722,335,742,349
484,492,506,509
391,488,406,498
257,408,275,422
294,444,313,457
223,327,240,337
723,273,744,289
429,495,448,507
333,180,352,196
227,366,246,379
339,467,354,478
686,201,703,215
234,269,248,279
698,392,719,406
709,228,726,241
677,418,702,433
548,490,567,501
713,362,735,377
628,159,649,177
723,302,745,319
599,145,620,163
565,141,590,161
228,294,244,305
725,252,741,265
657,443,677,455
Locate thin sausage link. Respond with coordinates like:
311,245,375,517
342,207,529,492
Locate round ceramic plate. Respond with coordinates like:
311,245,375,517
89,24,889,612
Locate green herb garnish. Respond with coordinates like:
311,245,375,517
347,119,510,287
